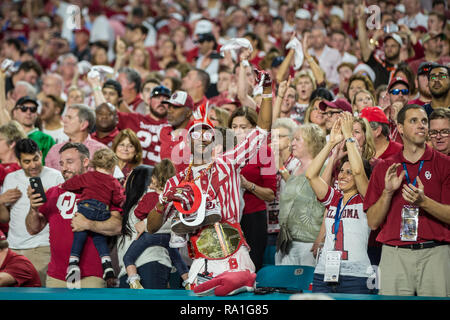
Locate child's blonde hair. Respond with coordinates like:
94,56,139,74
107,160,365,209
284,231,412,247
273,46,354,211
90,148,118,171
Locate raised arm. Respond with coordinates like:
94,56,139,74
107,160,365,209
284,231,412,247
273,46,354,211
302,33,325,86
341,112,369,197
237,49,258,110
356,3,373,63
306,119,344,200
255,70,273,131
272,76,291,121
0,68,11,126
276,47,294,84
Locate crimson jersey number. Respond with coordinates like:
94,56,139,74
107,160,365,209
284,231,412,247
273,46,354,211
331,221,348,260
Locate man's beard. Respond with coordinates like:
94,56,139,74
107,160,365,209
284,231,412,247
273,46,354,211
385,50,400,62
418,86,432,99
150,104,167,119
430,86,450,99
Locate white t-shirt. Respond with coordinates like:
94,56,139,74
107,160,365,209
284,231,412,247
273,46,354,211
43,127,69,145
314,186,374,278
2,167,64,249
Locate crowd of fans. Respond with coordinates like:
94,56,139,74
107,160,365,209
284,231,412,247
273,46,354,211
0,0,449,297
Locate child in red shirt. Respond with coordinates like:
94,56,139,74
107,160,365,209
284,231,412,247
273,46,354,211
61,148,125,282
123,160,189,289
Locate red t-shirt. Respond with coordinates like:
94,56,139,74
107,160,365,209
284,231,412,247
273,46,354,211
0,163,21,236
117,111,169,166
91,128,119,148
0,163,21,186
134,191,159,221
241,145,277,214
39,186,104,281
363,145,450,246
407,98,428,106
159,121,194,173
61,171,124,211
0,249,41,287
379,140,403,160
194,96,209,111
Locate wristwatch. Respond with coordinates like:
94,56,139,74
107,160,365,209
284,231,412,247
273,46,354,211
346,137,356,143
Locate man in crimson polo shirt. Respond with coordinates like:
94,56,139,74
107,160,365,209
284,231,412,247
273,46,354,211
160,91,195,173
364,104,450,297
117,86,172,166
360,106,403,160
0,229,41,287
25,142,122,288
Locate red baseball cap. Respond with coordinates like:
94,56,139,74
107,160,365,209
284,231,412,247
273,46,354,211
319,98,352,113
388,76,409,91
0,230,6,241
360,106,389,124
163,91,195,110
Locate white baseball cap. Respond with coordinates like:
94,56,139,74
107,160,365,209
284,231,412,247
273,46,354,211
330,6,344,20
162,91,195,110
295,9,311,20
395,4,405,13
385,33,403,47
194,20,213,35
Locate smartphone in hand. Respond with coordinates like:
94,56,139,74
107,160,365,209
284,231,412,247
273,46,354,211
29,177,47,203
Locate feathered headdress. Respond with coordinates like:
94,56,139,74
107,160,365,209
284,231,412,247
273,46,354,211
189,101,215,132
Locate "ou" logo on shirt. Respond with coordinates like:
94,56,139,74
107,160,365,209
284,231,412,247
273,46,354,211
57,192,77,219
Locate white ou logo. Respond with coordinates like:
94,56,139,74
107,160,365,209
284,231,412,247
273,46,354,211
425,171,432,180
56,192,77,219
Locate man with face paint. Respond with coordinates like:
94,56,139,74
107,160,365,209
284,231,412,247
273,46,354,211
145,69,274,295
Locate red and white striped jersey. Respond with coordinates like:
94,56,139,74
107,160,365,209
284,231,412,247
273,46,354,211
163,127,269,224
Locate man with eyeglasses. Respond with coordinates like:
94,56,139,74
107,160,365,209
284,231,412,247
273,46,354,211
11,96,55,164
145,70,274,295
408,62,438,106
423,65,450,117
429,108,450,156
318,98,353,135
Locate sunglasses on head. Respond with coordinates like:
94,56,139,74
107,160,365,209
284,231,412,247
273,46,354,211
17,105,38,113
389,89,409,95
190,131,214,141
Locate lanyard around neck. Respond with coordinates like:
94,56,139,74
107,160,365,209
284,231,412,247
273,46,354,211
333,194,358,241
402,160,424,187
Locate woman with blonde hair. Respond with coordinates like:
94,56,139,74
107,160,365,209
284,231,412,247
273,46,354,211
351,89,376,115
276,123,327,267
129,47,151,80
208,105,230,128
294,70,317,107
304,97,327,133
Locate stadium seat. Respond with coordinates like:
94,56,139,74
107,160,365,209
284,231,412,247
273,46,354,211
255,265,315,292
